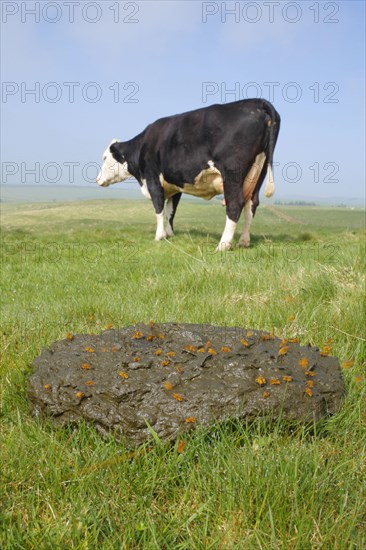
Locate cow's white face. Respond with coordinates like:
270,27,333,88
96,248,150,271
96,139,131,186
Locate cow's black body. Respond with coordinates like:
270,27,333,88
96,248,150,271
109,98,280,246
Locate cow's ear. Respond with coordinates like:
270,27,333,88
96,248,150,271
110,142,125,164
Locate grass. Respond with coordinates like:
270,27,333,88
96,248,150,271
1,198,365,549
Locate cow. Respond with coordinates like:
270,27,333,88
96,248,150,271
96,98,280,250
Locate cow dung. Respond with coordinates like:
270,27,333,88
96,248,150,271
28,323,345,445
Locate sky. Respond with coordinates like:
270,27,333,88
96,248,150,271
1,0,365,201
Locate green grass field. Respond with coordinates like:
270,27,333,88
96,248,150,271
1,199,365,549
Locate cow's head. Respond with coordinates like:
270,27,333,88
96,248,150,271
96,139,131,186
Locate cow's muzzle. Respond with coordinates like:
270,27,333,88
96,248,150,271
96,178,109,187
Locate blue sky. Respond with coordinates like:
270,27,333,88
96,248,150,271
1,0,365,201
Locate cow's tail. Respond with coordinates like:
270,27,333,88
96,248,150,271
262,101,281,198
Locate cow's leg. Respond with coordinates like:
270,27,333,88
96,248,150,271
155,211,166,240
165,193,182,237
146,176,166,240
217,217,238,251
238,199,253,248
165,199,174,237
217,177,245,251
238,161,268,247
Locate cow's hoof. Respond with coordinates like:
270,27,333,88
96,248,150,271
155,233,167,241
216,241,232,252
165,227,174,238
238,240,250,248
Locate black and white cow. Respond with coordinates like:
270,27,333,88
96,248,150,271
97,98,280,250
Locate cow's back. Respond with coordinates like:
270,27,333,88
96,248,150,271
139,99,274,184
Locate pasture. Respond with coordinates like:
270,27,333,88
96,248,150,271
1,198,365,548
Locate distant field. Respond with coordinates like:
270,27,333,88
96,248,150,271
1,184,364,207
1,199,365,548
